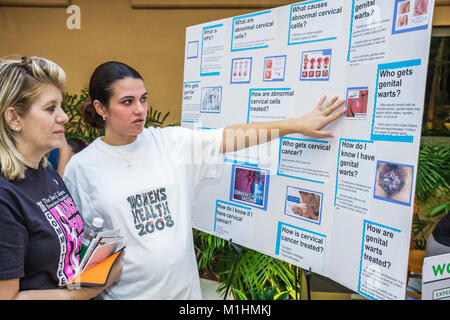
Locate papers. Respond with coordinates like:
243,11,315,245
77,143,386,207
79,229,125,272
65,229,125,287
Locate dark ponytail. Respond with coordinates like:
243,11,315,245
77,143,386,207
81,98,104,129
82,61,143,129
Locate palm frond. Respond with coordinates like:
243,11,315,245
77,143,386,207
416,142,450,203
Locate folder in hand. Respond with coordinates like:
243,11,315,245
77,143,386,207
66,247,124,287
65,229,125,287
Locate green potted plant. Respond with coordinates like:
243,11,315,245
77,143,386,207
412,141,450,249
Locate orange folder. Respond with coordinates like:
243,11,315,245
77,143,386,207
66,247,124,287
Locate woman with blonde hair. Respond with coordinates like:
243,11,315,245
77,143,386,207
0,56,122,300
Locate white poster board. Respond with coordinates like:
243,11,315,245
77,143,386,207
422,253,450,300
182,0,435,300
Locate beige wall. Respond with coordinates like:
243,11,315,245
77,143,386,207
0,0,256,124
0,0,449,124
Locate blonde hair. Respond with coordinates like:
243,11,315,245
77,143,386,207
299,191,321,215
0,56,66,180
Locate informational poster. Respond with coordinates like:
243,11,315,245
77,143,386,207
182,0,435,300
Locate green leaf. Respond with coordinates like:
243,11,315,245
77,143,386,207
427,201,450,218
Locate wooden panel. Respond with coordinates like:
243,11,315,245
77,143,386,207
434,0,450,26
130,0,450,8
130,0,296,9
0,0,70,6
131,0,450,26
434,5,450,26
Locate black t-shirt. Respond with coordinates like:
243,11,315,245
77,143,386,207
0,165,84,290
433,213,450,247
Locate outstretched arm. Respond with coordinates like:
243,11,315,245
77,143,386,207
221,96,345,153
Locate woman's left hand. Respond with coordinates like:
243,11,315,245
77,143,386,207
287,95,346,138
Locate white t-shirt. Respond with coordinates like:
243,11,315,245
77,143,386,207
63,126,224,299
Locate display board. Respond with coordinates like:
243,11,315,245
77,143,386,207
181,0,435,300
422,253,450,300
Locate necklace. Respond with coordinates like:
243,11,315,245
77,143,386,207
111,141,138,170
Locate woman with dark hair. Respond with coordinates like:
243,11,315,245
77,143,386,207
426,215,450,257
55,138,87,177
63,61,345,299
0,56,122,300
